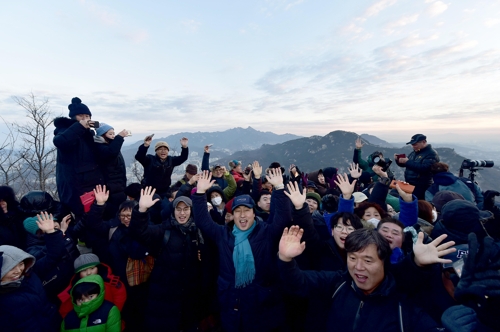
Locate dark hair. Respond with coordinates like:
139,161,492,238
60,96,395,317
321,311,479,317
124,183,142,200
431,162,449,174
257,190,271,202
72,282,100,301
354,202,387,220
377,217,405,233
321,194,339,213
332,212,363,230
118,200,138,212
417,200,434,223
345,229,392,267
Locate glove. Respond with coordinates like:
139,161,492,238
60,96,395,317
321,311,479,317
441,305,477,332
483,190,500,211
326,176,337,190
301,172,308,187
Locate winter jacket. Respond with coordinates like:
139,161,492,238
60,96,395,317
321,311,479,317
25,231,80,304
307,170,329,196
191,189,292,332
53,117,103,216
0,206,26,249
94,136,127,195
425,172,475,203
278,259,440,332
353,149,395,181
129,209,205,331
58,263,127,319
82,203,150,287
134,144,188,196
397,144,439,186
0,245,62,332
61,274,121,332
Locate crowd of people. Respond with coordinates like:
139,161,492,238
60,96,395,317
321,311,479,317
0,97,499,332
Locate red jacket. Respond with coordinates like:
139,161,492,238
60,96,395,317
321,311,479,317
58,262,127,318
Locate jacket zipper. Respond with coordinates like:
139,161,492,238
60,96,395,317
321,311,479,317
352,300,364,331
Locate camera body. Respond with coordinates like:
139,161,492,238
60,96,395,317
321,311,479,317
373,156,392,172
461,159,494,169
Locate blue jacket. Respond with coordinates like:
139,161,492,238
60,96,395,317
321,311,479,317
425,172,475,202
53,117,103,215
191,189,292,332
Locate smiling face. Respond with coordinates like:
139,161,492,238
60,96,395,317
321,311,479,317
156,147,169,160
363,207,381,221
332,218,355,249
378,222,404,250
305,198,318,213
119,208,132,227
347,244,385,295
1,261,25,283
174,201,191,224
233,205,255,231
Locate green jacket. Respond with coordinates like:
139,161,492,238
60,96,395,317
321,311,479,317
61,274,121,332
222,171,237,200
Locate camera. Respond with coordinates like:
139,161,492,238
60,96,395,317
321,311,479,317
89,121,100,128
461,159,494,169
373,156,392,172
244,165,253,175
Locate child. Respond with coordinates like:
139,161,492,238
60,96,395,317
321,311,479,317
58,254,126,318
94,123,129,220
61,274,121,331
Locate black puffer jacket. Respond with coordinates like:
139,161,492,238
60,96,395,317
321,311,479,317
0,186,25,249
399,144,439,186
129,208,205,331
135,144,188,196
53,117,103,215
94,135,127,194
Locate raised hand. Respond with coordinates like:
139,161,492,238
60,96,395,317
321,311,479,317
348,163,362,179
334,173,357,200
36,211,56,234
252,161,262,179
79,119,91,129
197,170,215,194
60,214,72,234
284,182,307,210
278,226,306,262
144,134,153,147
204,145,211,153
372,165,388,178
413,232,456,267
396,183,413,203
355,137,364,149
243,169,253,182
118,129,129,137
138,186,160,212
180,137,189,148
94,185,109,206
266,167,284,187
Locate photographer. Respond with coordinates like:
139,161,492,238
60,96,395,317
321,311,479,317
396,134,439,200
53,97,103,217
353,137,394,182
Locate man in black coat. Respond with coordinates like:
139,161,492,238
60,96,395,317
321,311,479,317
135,136,189,198
278,227,456,331
53,97,103,216
395,134,439,200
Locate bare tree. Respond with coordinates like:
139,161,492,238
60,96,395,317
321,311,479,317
12,93,57,195
129,160,144,184
0,117,26,187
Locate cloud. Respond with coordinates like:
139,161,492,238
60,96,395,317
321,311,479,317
424,40,478,58
79,0,118,26
426,1,448,17
384,14,419,34
363,0,398,18
285,0,304,11
484,18,500,27
342,0,398,36
182,19,202,33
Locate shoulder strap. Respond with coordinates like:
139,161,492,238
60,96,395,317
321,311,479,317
109,227,118,241
163,229,171,245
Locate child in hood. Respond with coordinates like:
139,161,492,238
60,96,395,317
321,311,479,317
61,274,121,332
58,253,126,318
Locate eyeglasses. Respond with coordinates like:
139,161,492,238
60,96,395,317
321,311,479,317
334,224,355,233
119,214,132,219
175,207,191,213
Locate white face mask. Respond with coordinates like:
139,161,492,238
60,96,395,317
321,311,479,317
211,196,223,206
366,218,380,227
432,210,438,222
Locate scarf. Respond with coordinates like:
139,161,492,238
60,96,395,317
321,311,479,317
170,217,204,244
232,221,256,288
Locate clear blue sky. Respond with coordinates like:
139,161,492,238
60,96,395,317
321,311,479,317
1,0,499,144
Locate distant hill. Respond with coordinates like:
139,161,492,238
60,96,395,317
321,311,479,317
121,126,302,165
360,134,396,148
213,130,499,191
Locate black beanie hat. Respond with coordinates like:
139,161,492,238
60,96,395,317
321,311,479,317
68,97,92,118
